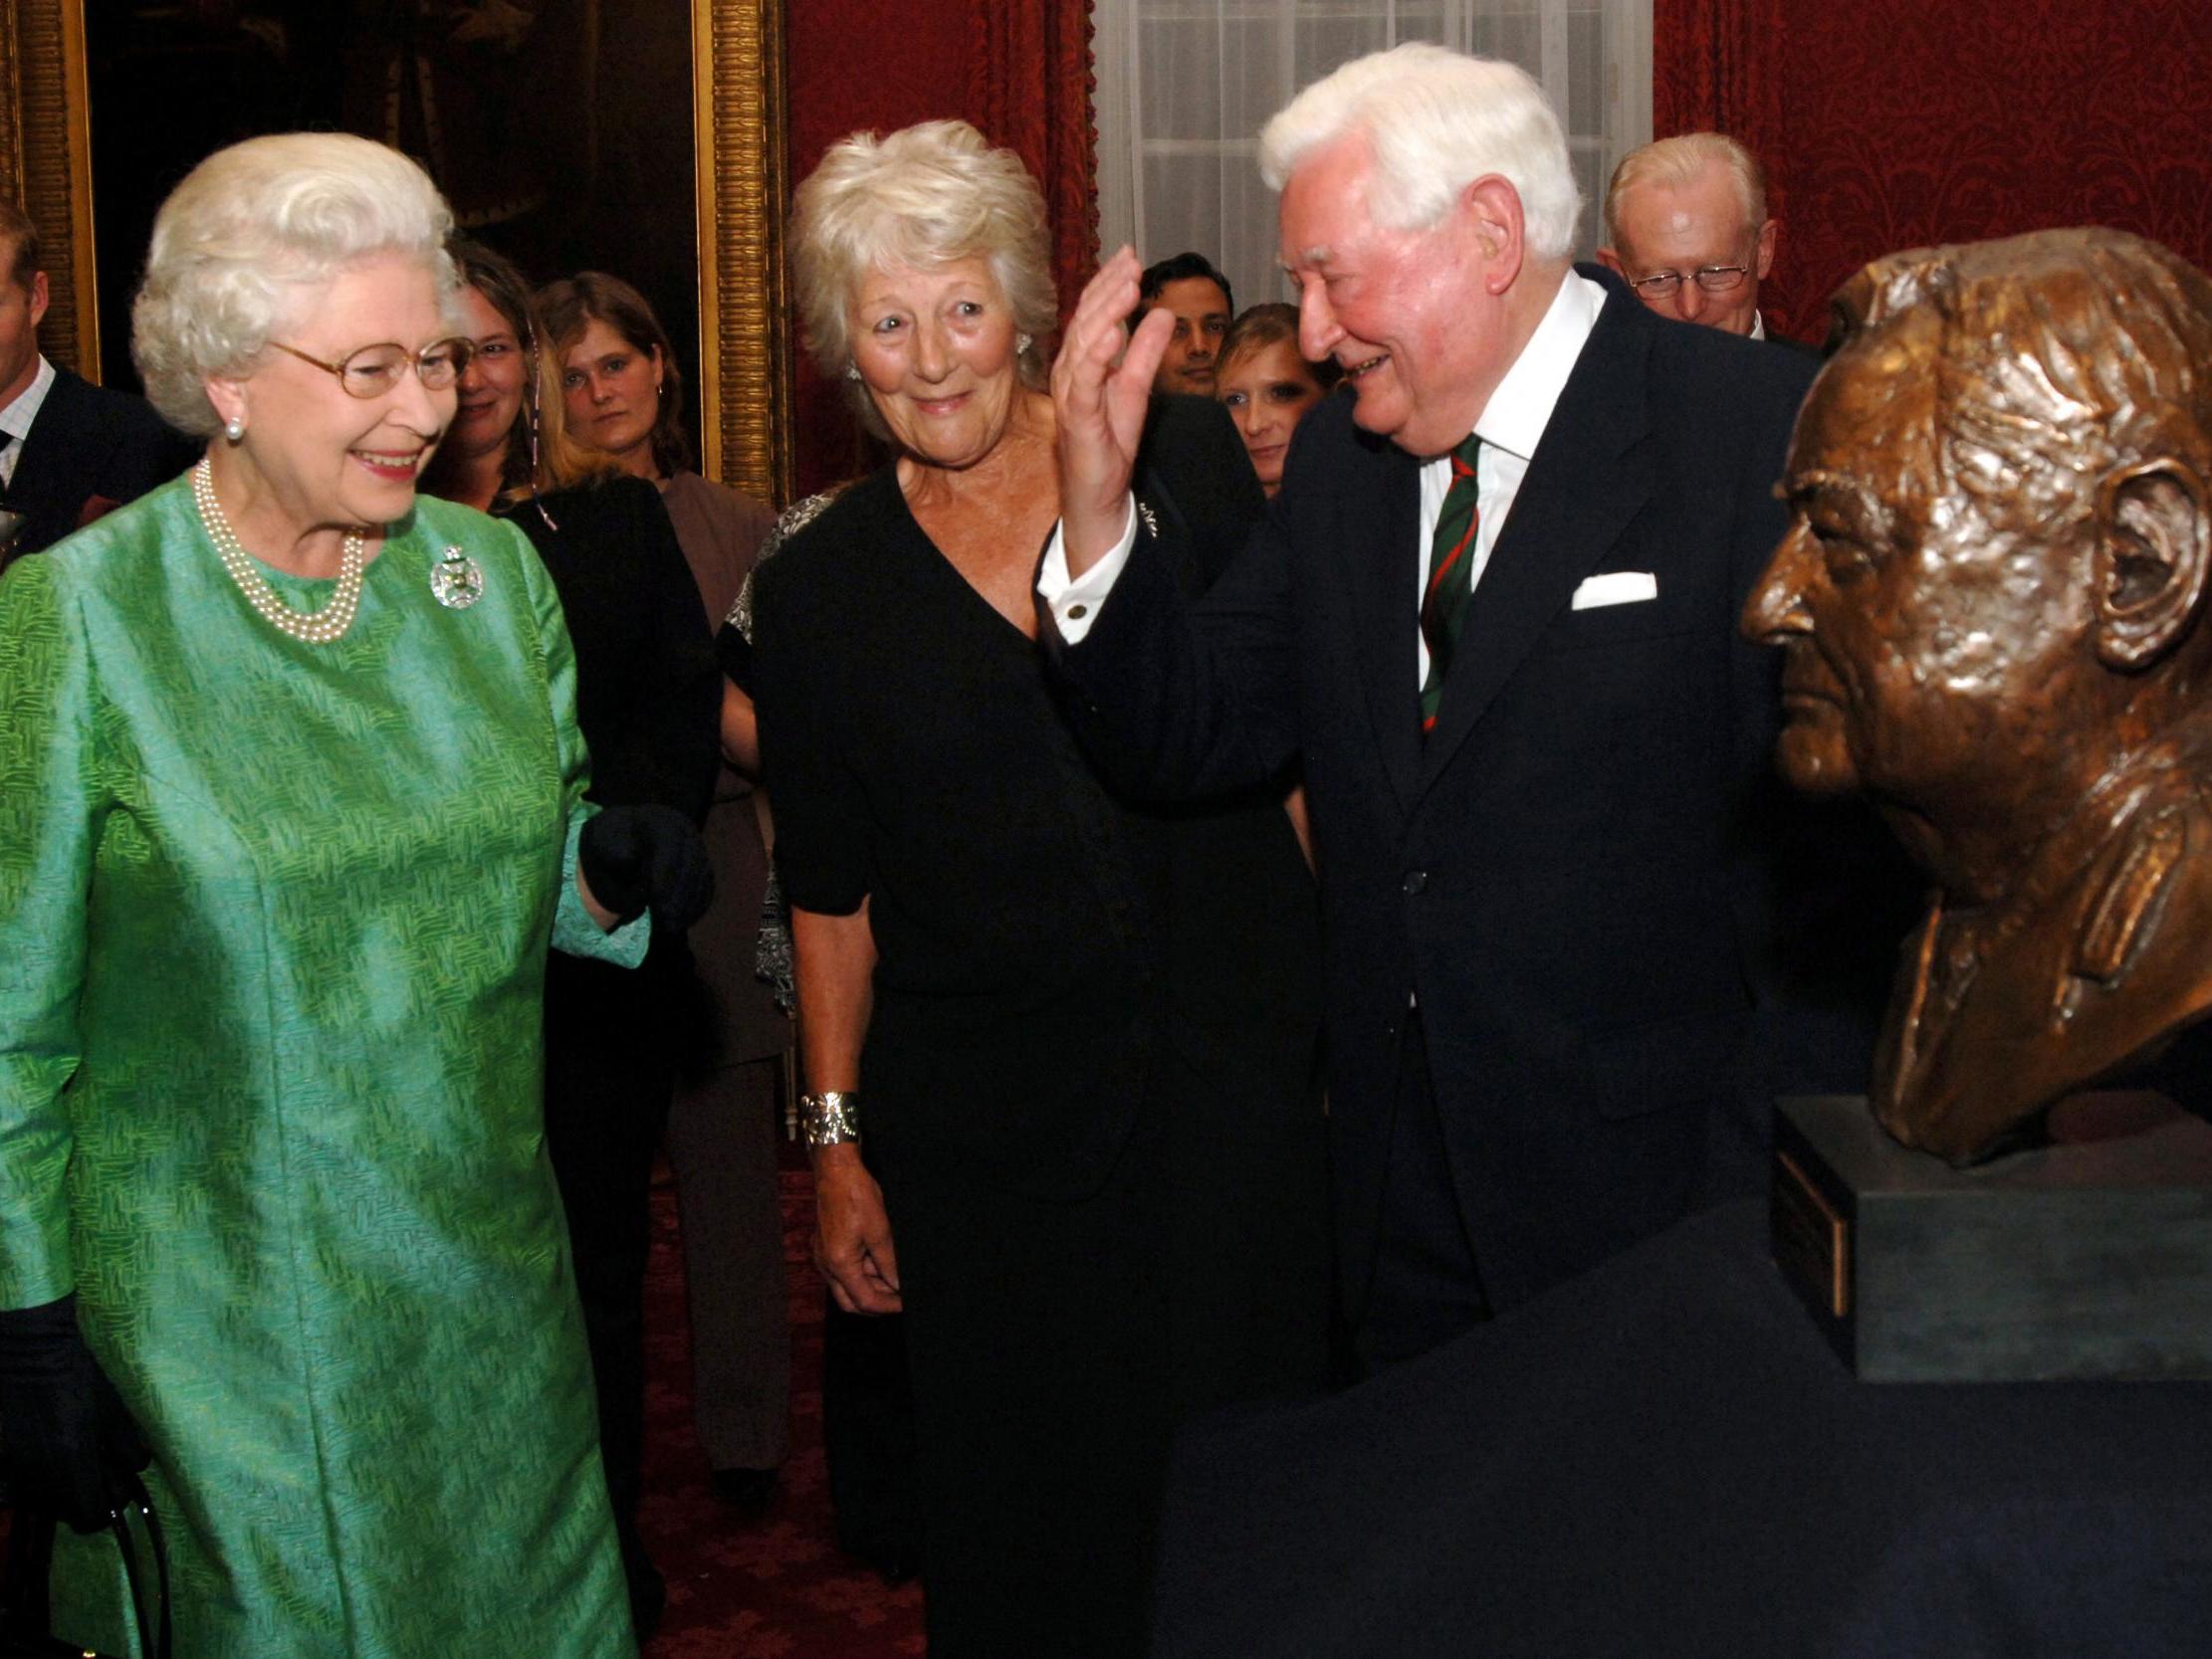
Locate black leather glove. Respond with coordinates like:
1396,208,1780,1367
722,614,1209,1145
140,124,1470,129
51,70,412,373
579,804,714,931
0,1295,151,1533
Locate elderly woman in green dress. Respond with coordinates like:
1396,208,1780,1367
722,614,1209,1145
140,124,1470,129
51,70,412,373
0,131,705,1656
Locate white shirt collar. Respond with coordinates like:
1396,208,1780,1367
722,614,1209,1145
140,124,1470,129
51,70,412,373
1750,311,1767,341
0,354,57,446
1470,272,1605,463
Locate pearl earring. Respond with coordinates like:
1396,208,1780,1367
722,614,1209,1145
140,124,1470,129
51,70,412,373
224,416,246,442
1016,332,1034,355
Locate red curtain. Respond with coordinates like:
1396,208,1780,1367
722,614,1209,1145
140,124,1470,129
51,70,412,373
1652,0,1785,168
968,3,1101,330
1656,0,2212,344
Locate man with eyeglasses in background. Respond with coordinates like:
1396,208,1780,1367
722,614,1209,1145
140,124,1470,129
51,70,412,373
1599,133,1809,350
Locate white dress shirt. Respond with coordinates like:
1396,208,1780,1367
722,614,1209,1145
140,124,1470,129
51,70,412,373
0,354,56,494
1039,272,1608,688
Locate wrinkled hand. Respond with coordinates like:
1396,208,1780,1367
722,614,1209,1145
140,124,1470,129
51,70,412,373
811,1149,902,1315
579,804,714,930
1052,246,1176,576
0,1295,152,1533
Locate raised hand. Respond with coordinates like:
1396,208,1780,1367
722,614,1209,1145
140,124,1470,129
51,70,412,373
1052,246,1177,576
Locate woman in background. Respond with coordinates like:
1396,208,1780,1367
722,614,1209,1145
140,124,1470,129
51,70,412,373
537,270,798,1537
1212,302,1336,864
1213,300,1340,499
540,269,777,607
418,239,722,1640
0,132,707,1657
415,240,535,512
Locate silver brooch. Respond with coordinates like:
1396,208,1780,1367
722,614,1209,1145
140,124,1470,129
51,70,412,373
1136,500,1160,539
430,545,485,609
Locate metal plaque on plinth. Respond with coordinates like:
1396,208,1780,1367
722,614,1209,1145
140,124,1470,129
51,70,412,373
1772,1094,2212,1381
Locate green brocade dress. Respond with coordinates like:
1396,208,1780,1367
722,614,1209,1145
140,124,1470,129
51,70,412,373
0,477,641,1657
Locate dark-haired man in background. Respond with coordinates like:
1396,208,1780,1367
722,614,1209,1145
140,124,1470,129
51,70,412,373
1134,251,1235,395
0,198,193,569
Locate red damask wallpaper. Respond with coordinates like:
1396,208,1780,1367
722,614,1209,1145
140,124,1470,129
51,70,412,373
1658,0,2212,343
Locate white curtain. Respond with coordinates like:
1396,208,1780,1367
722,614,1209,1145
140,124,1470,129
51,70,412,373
1093,1,1654,313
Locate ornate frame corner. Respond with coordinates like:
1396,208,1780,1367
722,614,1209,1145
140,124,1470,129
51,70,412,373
694,0,793,506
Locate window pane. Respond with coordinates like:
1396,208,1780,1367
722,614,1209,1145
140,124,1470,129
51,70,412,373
1565,6,1606,138
1571,143,1604,257
1295,17,1392,89
1469,11,1541,82
1143,149,1224,269
1222,13,1293,145
1104,0,1653,305
1140,15,1223,141
1389,5,1454,47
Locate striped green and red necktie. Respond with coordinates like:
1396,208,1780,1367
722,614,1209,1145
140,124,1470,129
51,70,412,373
1419,435,1481,734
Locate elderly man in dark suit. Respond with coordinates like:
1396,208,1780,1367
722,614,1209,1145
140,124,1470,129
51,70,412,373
1045,43,1842,1369
0,198,192,567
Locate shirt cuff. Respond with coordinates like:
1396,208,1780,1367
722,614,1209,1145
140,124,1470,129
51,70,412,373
1038,496,1138,644
552,809,652,967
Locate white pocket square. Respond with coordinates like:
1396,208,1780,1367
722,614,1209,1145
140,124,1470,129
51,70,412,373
1570,570,1659,610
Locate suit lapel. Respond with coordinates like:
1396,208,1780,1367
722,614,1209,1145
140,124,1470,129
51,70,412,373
5,370,86,545
1342,437,1425,815
1416,296,1658,797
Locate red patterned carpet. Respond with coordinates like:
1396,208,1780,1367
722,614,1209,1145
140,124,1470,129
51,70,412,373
638,1165,924,1657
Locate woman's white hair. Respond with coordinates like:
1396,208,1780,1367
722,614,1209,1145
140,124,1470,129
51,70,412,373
1258,44,1582,263
132,131,459,437
790,119,1056,433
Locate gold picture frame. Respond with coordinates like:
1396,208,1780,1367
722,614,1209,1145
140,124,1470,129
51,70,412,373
0,0,792,505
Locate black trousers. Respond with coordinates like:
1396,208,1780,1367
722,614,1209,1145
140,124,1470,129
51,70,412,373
821,1299,922,1564
1355,1010,1491,1372
878,1043,1328,1658
542,948,682,1600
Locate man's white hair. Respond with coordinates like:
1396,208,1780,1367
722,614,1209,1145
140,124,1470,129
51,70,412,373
1258,43,1581,262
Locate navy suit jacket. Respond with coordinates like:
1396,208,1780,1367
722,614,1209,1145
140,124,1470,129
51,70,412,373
3,366,196,561
1048,270,1835,1315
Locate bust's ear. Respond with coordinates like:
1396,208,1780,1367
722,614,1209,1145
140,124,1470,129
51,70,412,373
2091,458,2211,672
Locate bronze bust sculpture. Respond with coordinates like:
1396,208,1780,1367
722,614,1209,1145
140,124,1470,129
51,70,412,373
1745,228,2212,1165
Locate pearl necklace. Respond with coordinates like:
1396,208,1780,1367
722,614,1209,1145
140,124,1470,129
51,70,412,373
193,457,366,644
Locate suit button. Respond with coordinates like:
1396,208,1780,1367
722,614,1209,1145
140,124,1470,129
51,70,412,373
1067,603,1088,619
1402,870,1429,895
